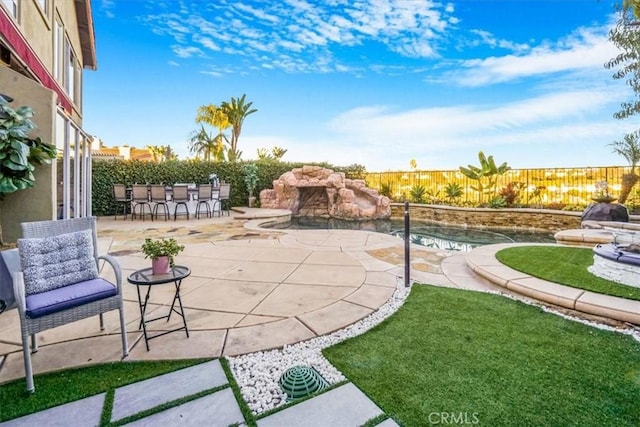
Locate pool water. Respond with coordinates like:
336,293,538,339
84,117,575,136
264,217,556,252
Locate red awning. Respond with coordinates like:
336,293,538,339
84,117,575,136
0,8,73,112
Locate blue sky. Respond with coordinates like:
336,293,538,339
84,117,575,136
84,0,637,171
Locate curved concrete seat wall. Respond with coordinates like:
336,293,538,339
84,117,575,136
466,243,640,325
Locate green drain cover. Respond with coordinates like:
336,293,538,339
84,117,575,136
279,365,328,400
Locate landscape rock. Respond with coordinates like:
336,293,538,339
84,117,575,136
581,202,629,223
260,166,391,220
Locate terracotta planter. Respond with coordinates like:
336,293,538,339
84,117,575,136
151,256,171,275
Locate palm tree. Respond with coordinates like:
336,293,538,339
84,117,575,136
271,146,287,160
163,145,178,161
221,94,257,161
195,104,230,159
610,133,640,203
188,125,224,161
146,145,167,163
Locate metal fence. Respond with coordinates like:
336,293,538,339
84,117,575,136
365,166,630,207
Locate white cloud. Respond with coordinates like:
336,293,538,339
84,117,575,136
450,25,617,87
171,45,202,58
143,0,454,73
193,35,220,51
326,88,624,159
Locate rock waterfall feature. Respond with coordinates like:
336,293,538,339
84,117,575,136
260,166,391,220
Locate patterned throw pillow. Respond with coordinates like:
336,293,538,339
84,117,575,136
18,229,99,295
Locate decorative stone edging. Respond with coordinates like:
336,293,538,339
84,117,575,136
466,243,640,325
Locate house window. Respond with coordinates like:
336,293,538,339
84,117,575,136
53,18,63,81
36,0,48,14
66,42,75,102
1,0,18,19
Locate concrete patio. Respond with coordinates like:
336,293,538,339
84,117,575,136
2,209,639,425
1,209,465,384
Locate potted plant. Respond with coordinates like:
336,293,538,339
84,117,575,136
141,237,185,275
242,163,259,207
591,180,617,203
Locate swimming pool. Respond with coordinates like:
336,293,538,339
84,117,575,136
263,217,556,252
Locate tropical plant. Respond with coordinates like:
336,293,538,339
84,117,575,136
271,146,287,160
141,238,184,265
146,145,177,162
257,146,288,161
242,163,259,199
256,148,271,160
379,182,393,199
410,185,426,203
488,195,507,209
444,182,463,204
425,188,441,204
459,151,510,204
592,180,617,203
0,95,57,244
499,182,524,207
609,133,640,203
529,185,546,207
220,94,257,161
188,125,225,161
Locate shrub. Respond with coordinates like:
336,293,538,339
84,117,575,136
499,182,524,206
91,159,361,216
410,185,427,203
379,182,393,199
488,195,507,208
444,183,463,204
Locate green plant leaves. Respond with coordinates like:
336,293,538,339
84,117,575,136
459,151,511,205
0,98,56,195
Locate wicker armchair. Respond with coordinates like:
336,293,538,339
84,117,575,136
12,217,129,392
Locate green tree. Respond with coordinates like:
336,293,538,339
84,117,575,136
624,0,640,19
188,125,224,161
605,6,640,123
194,104,230,161
605,4,640,203
163,145,178,161
220,94,257,161
257,146,287,160
610,133,640,203
146,145,177,162
271,146,287,160
256,148,272,160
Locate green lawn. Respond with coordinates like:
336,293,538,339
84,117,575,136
323,285,640,426
0,358,257,425
495,246,640,301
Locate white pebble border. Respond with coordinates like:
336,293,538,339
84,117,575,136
227,275,411,415
227,278,640,416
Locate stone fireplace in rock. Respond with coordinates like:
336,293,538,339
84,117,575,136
260,165,391,220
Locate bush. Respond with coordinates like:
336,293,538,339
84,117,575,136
498,182,524,206
379,182,393,200
488,195,507,208
410,185,427,203
91,159,358,216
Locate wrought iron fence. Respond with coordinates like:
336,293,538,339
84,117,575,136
365,166,630,207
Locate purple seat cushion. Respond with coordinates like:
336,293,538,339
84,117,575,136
25,278,117,318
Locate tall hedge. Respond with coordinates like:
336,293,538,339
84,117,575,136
92,159,366,216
